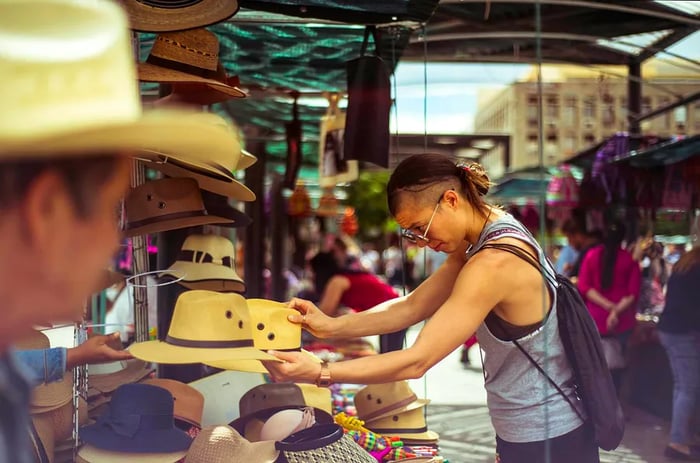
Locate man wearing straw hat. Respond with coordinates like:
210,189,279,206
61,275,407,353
0,0,238,461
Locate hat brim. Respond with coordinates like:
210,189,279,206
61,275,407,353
149,157,256,201
80,422,192,454
129,340,279,365
201,204,252,229
139,63,246,99
30,372,73,411
359,398,431,423
230,405,334,439
206,349,321,374
89,359,154,393
122,0,239,32
159,262,245,293
123,213,233,238
238,150,257,170
77,443,187,463
0,109,237,162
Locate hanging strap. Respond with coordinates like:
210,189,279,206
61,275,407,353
360,25,380,56
473,241,584,422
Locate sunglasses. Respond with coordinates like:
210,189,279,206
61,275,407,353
400,200,441,244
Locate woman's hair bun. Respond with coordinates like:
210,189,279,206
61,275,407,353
455,161,491,196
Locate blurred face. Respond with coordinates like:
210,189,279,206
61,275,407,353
565,232,584,251
10,157,131,328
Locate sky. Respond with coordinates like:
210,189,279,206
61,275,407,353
392,31,700,134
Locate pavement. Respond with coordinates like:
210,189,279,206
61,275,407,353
400,326,674,463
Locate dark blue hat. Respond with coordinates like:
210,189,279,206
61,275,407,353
80,383,193,453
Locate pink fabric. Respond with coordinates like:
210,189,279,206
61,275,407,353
577,245,641,336
340,273,398,312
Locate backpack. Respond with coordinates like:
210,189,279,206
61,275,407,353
476,241,625,451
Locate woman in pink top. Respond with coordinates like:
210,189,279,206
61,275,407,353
577,221,641,392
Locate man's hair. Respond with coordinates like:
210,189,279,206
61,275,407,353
561,217,586,235
0,154,122,217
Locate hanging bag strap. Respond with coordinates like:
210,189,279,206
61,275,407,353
360,25,380,56
473,241,585,422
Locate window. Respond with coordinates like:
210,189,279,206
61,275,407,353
603,102,615,125
546,95,559,119
658,98,671,130
584,133,596,145
563,134,576,154
583,97,596,119
563,96,577,126
527,94,538,125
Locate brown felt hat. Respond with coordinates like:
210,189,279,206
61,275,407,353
123,178,233,237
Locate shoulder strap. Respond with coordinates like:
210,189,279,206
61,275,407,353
474,242,584,421
512,339,585,422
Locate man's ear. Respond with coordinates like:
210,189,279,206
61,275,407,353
21,171,72,252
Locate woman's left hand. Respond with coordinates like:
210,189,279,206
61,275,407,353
262,350,323,384
606,311,619,331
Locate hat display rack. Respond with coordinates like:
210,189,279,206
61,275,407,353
7,0,450,461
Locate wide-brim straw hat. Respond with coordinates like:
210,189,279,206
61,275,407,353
76,444,187,463
129,291,278,365
365,407,439,442
207,299,319,373
184,425,278,463
158,234,245,293
120,0,239,33
0,0,240,170
88,359,154,393
152,159,255,201
354,381,430,423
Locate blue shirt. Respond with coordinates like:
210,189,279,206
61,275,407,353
0,352,36,463
15,348,66,386
555,245,579,276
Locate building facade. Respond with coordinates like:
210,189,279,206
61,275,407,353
474,61,700,173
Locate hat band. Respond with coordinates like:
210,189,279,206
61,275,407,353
178,250,233,268
166,335,253,349
367,426,428,434
361,393,418,422
126,209,208,231
146,54,220,81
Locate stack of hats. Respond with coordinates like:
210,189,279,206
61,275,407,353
16,331,89,463
77,383,193,462
86,355,155,420
354,382,440,446
230,383,334,442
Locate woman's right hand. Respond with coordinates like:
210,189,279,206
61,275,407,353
287,298,337,339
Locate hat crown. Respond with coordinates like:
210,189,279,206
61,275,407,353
109,384,175,422
149,29,219,72
239,383,306,417
180,234,235,264
355,381,420,420
167,290,254,344
0,0,141,143
126,177,205,224
247,299,300,350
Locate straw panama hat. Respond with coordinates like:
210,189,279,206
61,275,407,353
119,0,240,33
184,425,278,463
0,0,237,163
354,381,430,423
138,29,246,100
206,299,322,373
129,290,279,364
143,112,256,201
159,234,245,293
364,406,439,442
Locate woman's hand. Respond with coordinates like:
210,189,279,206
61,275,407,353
287,298,338,339
606,311,619,332
262,351,322,384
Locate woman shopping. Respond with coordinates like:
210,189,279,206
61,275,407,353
657,245,700,461
265,153,599,463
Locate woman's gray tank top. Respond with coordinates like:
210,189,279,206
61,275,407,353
467,213,585,443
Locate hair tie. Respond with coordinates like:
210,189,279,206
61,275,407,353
456,162,485,177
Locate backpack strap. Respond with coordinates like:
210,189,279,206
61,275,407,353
512,339,585,422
